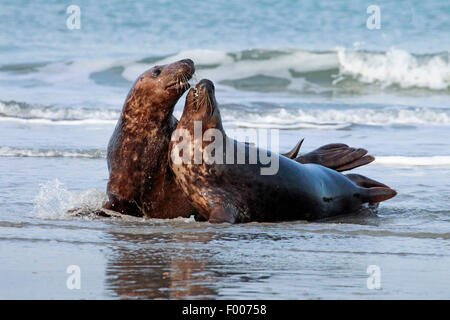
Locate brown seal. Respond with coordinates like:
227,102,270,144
104,59,197,218
168,79,397,223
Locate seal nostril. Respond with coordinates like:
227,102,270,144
180,59,194,68
198,79,215,93
199,79,212,85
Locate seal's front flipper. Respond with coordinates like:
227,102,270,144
346,173,389,188
335,155,375,172
294,144,375,171
67,207,117,218
209,205,239,224
361,187,397,204
282,138,304,159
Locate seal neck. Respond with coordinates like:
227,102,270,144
122,91,176,129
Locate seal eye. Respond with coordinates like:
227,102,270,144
153,69,161,77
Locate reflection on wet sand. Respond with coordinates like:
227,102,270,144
103,215,384,300
105,231,218,299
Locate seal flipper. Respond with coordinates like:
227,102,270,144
294,144,375,171
67,207,124,218
281,138,305,159
360,187,397,204
335,155,375,172
346,173,389,188
209,205,239,224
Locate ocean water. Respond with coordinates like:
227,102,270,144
0,0,449,299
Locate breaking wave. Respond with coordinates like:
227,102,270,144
374,156,450,167
123,48,450,92
4,146,450,168
335,48,450,90
0,147,105,158
2,48,449,95
220,105,450,129
0,100,119,122
1,99,450,128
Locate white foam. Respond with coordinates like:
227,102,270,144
374,156,450,167
2,98,450,128
336,47,450,90
221,106,450,128
0,117,116,125
0,147,106,158
0,101,119,124
5,145,449,169
232,120,350,130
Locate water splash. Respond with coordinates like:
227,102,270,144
33,179,107,219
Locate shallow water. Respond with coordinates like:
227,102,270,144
0,0,449,299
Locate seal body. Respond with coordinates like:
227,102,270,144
169,80,397,223
105,59,196,218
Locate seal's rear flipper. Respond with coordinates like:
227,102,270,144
346,173,389,188
361,187,397,204
282,138,304,159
